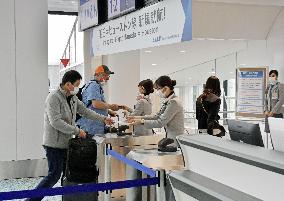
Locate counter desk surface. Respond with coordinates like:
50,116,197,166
178,134,284,175
176,134,284,201
94,133,165,147
127,148,184,172
126,148,184,201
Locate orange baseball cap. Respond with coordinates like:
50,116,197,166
95,65,114,75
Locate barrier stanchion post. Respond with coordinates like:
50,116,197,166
156,169,166,201
266,132,269,148
104,143,111,201
0,149,160,201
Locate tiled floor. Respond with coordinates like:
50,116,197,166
0,178,126,201
0,177,61,201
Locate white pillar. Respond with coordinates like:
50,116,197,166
84,28,140,108
0,0,48,161
103,51,140,108
0,0,17,161
83,29,105,98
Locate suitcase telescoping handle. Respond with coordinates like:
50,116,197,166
75,132,93,141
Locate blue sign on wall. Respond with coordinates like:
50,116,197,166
79,0,99,31
240,71,264,78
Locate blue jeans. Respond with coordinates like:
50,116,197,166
28,146,67,201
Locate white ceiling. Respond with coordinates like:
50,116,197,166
192,1,282,40
138,0,284,86
139,0,284,85
139,39,247,85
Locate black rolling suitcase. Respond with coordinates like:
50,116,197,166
62,135,98,201
62,178,98,201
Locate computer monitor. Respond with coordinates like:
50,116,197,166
268,117,284,152
227,119,264,147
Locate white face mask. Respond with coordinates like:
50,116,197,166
269,77,277,85
136,94,144,100
100,80,108,86
70,86,79,95
156,90,166,98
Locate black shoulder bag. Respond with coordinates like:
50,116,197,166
200,99,226,137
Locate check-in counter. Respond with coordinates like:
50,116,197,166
169,170,261,201
175,134,284,201
93,133,165,201
126,148,184,201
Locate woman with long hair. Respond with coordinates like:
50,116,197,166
196,76,225,137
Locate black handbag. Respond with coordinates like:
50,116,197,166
200,99,226,137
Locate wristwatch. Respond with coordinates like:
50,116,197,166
141,119,145,125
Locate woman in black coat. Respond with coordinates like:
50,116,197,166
196,76,225,137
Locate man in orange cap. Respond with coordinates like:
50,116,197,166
76,65,119,135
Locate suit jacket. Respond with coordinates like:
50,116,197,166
264,82,284,114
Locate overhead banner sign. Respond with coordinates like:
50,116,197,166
236,67,268,117
79,0,99,31
108,0,136,19
91,0,192,56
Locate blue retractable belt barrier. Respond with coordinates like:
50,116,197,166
0,149,159,200
107,149,156,177
0,178,159,200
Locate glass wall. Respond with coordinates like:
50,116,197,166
168,52,238,130
48,15,84,90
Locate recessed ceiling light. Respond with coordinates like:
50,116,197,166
152,63,157,66
209,71,215,74
207,38,225,41
188,77,192,80
180,50,186,53
195,38,206,40
145,50,152,53
230,72,234,74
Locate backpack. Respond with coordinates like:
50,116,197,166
75,80,97,122
76,85,86,103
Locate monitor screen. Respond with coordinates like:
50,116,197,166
228,120,264,147
79,0,99,31
108,0,137,20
